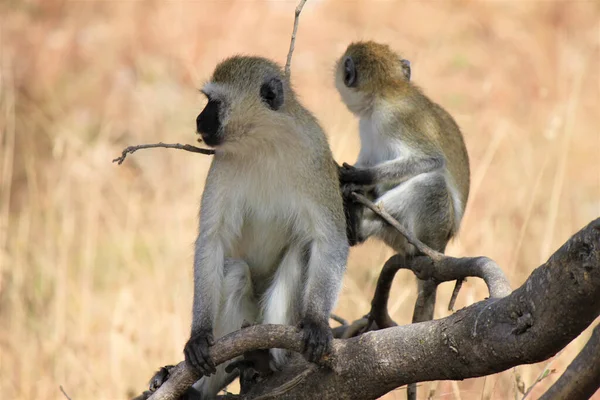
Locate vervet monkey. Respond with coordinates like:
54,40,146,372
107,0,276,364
334,41,470,316
178,56,348,398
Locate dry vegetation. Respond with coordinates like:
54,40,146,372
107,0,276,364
0,1,599,399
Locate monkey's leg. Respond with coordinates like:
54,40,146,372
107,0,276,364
191,258,259,399
261,247,303,369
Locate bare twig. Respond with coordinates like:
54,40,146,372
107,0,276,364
351,192,442,261
521,366,556,399
539,324,600,400
448,278,465,311
329,313,347,326
284,0,308,77
59,385,73,400
112,142,214,165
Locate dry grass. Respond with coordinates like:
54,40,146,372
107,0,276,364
1,1,599,399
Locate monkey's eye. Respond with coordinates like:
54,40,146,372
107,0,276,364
343,56,357,88
260,77,284,111
400,59,411,81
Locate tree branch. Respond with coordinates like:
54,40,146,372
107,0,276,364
284,0,308,78
143,218,600,400
112,142,214,165
147,325,304,400
539,323,600,400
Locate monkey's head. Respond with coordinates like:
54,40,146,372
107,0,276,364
335,41,411,115
197,56,295,152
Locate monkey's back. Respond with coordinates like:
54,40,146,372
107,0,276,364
396,89,471,215
430,102,471,210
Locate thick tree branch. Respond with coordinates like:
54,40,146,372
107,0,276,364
112,142,214,165
539,323,600,400
144,218,600,400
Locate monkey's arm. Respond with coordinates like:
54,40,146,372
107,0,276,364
301,220,348,362
184,198,225,377
339,156,444,189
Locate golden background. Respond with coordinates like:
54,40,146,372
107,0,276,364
0,0,599,399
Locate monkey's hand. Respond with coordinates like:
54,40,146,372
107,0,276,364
339,162,375,186
299,317,333,364
341,182,364,201
184,329,217,376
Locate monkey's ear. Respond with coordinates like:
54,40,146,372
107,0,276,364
400,59,411,81
343,56,357,88
260,77,284,111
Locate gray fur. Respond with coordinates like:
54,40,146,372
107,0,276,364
334,41,470,254
190,56,348,398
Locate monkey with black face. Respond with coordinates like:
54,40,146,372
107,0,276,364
335,41,470,320
177,56,349,398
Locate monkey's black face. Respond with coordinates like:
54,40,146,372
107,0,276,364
196,98,223,147
342,56,357,88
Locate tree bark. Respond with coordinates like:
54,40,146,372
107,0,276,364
146,218,600,400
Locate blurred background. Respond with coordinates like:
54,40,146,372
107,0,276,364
0,0,599,399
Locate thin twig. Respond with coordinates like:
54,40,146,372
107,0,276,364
59,385,73,400
448,278,465,311
539,324,600,400
351,192,442,261
521,352,560,400
284,0,308,77
329,313,347,326
112,142,214,165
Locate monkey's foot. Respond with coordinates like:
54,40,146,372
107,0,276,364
225,349,272,394
299,318,333,364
